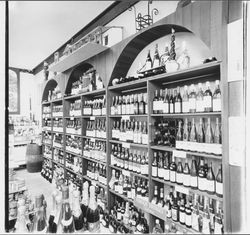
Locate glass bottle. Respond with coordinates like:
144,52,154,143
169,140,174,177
86,185,100,232
163,152,170,181
183,118,189,142
175,86,182,113
176,160,183,185
196,83,204,113
72,190,84,231
176,120,183,141
152,219,163,233
182,85,189,113
15,205,31,233
139,93,145,115
151,186,158,204
183,159,190,187
214,201,223,234
197,118,205,143
190,157,198,189
145,49,153,70
204,81,213,112
215,164,223,197
153,90,159,114
169,156,177,183
152,152,158,178
179,198,186,225
48,190,59,233
206,162,215,195
158,89,164,114
203,197,211,234
189,84,197,113
163,88,170,114
169,89,175,114
171,191,179,222
153,43,161,69
158,153,164,179
185,198,192,228
205,118,213,143
190,118,197,142
198,159,206,192
213,80,222,112
214,118,222,144
80,181,89,231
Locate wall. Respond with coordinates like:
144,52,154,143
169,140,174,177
105,1,178,40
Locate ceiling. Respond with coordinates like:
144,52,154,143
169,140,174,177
9,1,113,70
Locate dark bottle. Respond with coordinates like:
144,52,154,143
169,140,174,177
80,181,89,231
198,159,206,192
204,81,213,112
169,156,177,183
197,118,205,143
48,190,58,233
190,118,197,142
163,152,170,181
60,186,75,233
145,49,153,70
205,117,214,143
86,185,100,232
158,188,165,207
163,88,170,114
169,89,175,114
158,153,164,179
139,93,145,115
151,185,158,204
171,191,179,222
206,162,215,195
183,159,190,187
190,157,198,189
72,190,84,231
185,199,192,228
215,164,223,198
179,198,186,225
176,160,183,185
152,219,163,233
152,152,158,178
175,86,182,113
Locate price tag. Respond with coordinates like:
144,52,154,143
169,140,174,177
70,117,74,120
90,116,95,120
122,142,130,149
173,150,186,159
122,115,130,121
55,117,58,121
175,185,189,195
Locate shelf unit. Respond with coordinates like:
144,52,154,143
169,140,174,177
41,60,224,234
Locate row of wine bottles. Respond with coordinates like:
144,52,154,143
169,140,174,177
109,170,149,200
86,119,107,139
52,104,63,115
83,139,106,163
65,153,82,174
112,120,148,145
152,150,223,197
54,149,64,164
111,144,149,175
152,80,221,114
82,96,106,116
65,136,82,154
43,106,51,114
176,117,221,144
150,187,224,234
69,99,81,116
41,159,53,183
47,86,62,102
111,93,148,116
66,119,81,131
44,145,52,159
86,161,107,186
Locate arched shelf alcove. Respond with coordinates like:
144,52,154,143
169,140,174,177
64,62,104,96
42,79,61,102
109,23,213,86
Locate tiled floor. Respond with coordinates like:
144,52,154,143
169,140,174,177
15,168,54,217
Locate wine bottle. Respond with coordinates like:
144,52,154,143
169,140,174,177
171,191,179,222
80,181,89,231
179,198,186,225
185,198,192,228
153,43,161,68
213,80,222,112
189,84,197,113
183,118,189,142
152,152,158,178
165,195,172,219
151,185,158,204
48,190,58,233
215,164,223,197
169,156,177,183
145,49,153,70
176,160,183,185
198,158,206,192
214,201,223,234
206,162,215,194
196,83,204,113
190,118,197,142
14,205,31,233
144,93,148,114
71,190,84,231
182,85,189,113
204,81,213,112
158,89,164,114
163,88,170,114
183,159,190,187
169,89,175,113
203,197,211,234
139,93,145,115
175,86,182,113
190,157,198,189
197,118,205,143
176,120,183,141
158,153,164,179
153,90,159,114
163,152,170,181
152,219,163,233
205,117,214,143
86,185,100,232
214,118,222,144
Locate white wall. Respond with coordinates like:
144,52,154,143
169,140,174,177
105,1,178,40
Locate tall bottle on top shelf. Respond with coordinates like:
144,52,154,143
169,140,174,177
153,44,161,69
60,185,75,233
175,86,182,113
213,80,222,112
86,185,100,232
163,88,169,114
204,81,213,112
145,49,153,70
189,84,197,113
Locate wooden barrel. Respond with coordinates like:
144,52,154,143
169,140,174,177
26,142,43,173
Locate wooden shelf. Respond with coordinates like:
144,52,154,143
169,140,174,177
82,136,107,142
109,114,148,118
150,145,222,160
109,189,134,203
64,93,82,100
9,187,27,195
65,133,82,137
81,88,106,97
82,155,107,165
65,167,82,177
82,175,107,189
53,160,64,168
65,149,82,157
42,101,51,105
108,78,148,92
64,116,82,119
109,139,148,148
51,131,64,135
51,98,63,103
82,115,106,118
151,111,221,118
151,177,223,202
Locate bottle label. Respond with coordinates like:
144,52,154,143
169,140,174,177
167,208,172,218
185,214,192,227
164,169,170,181
163,102,169,114
170,171,176,182
213,99,221,112
88,221,100,233
207,180,215,193
190,175,198,188
189,98,196,112
216,181,223,195
176,172,183,184
142,134,148,145
198,177,206,191
196,100,204,112
183,175,190,187
183,101,189,113
180,211,185,224
152,167,157,177
158,101,163,112
204,96,212,109
158,168,164,178
153,101,158,112
203,217,210,234
175,102,181,113
191,213,199,230
172,208,178,221
170,103,174,113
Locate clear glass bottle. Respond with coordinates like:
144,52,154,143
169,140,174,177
196,83,204,113
190,118,197,142
145,49,153,70
80,181,89,231
215,164,223,198
205,118,214,143
72,190,84,231
214,118,222,144
213,80,222,112
153,43,161,69
204,81,213,112
175,86,182,113
189,84,197,113
182,85,189,113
